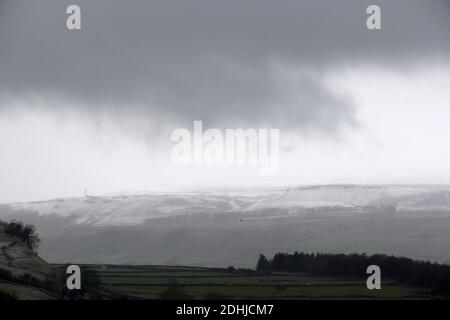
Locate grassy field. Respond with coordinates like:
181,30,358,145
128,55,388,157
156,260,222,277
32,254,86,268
80,265,432,300
0,281,55,300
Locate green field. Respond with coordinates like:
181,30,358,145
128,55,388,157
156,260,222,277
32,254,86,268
80,265,432,300
0,282,55,300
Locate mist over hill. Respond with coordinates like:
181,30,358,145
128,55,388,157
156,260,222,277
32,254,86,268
1,185,450,267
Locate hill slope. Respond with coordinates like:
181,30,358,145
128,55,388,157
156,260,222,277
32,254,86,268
5,185,450,226
0,230,56,299
1,185,450,267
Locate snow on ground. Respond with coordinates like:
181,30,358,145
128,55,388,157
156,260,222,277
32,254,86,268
7,185,450,226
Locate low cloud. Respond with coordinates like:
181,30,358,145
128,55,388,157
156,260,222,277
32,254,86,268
0,0,449,134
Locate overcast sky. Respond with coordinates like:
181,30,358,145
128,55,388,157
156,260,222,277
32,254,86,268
1,0,450,202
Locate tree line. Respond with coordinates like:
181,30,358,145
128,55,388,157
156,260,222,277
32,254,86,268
256,251,450,295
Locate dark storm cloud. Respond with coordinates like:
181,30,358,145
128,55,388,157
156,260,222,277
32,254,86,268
0,0,449,131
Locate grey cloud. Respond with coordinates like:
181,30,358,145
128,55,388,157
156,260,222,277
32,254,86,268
0,0,449,132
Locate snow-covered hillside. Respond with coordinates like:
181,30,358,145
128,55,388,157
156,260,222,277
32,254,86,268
5,185,450,226
245,185,450,211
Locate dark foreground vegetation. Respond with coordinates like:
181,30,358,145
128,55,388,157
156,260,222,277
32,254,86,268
1,219,102,299
257,252,450,295
0,220,41,251
0,264,103,300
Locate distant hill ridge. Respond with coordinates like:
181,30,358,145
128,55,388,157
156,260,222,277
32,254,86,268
4,185,450,226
